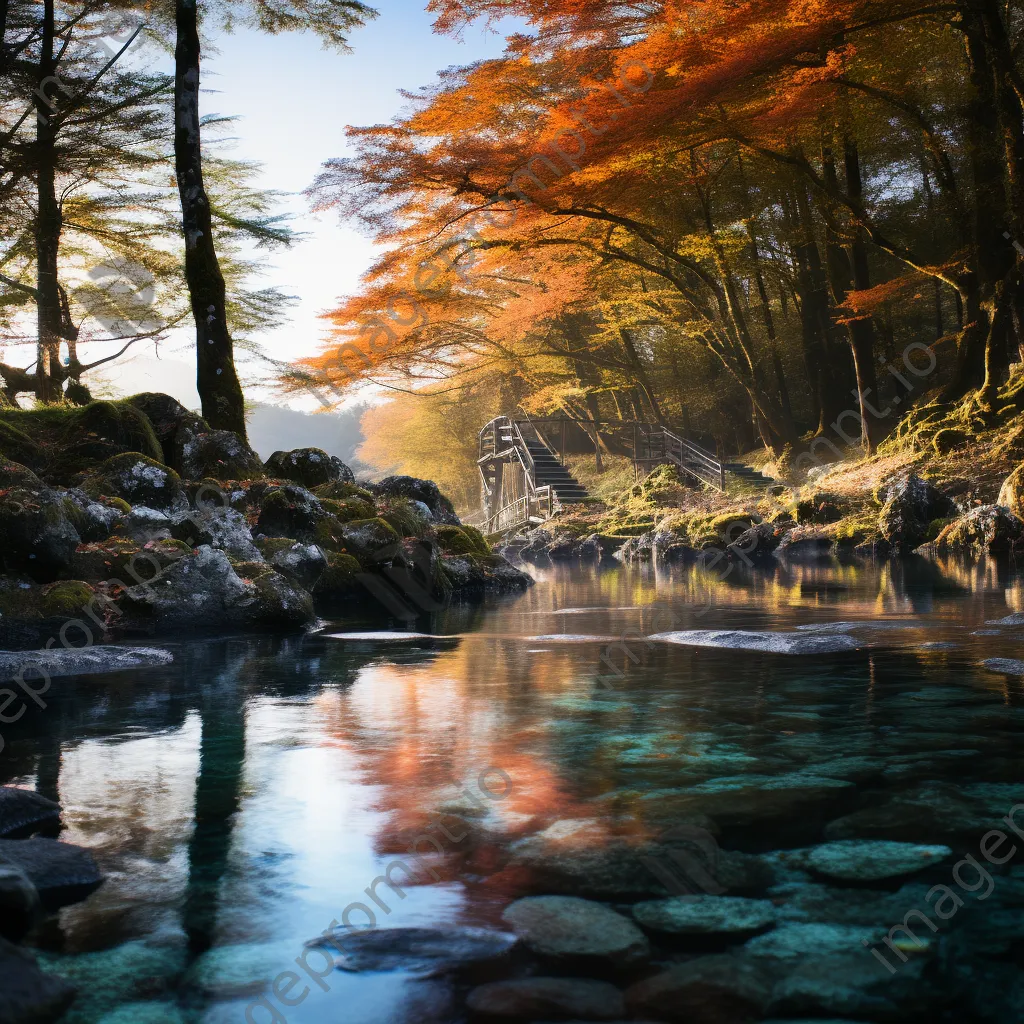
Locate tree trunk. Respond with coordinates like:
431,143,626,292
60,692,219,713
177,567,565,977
949,0,1014,402
34,0,62,403
175,0,247,436
841,139,883,451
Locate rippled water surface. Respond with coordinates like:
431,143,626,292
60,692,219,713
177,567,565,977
6,556,1024,1022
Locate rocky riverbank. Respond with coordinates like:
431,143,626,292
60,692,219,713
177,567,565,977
497,458,1024,569
0,393,530,649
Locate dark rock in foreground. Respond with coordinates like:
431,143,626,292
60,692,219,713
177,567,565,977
0,787,61,839
466,977,626,1020
625,954,772,1023
0,936,76,1024
0,837,102,911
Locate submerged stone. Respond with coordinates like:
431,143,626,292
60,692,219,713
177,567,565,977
631,894,776,937
95,1002,188,1024
649,630,859,655
744,923,887,960
314,926,518,976
625,954,772,1023
501,895,650,966
803,839,952,882
0,786,60,838
0,646,173,683
466,978,625,1020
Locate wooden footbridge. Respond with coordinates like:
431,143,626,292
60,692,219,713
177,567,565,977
478,417,774,535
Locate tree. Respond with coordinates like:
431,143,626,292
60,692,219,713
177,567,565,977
167,0,375,436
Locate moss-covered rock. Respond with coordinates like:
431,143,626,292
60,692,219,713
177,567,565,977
178,428,265,481
0,487,81,581
998,464,1024,518
37,580,97,618
877,472,957,556
0,577,112,646
371,475,459,524
260,541,326,591
0,421,42,470
336,518,400,564
127,393,208,469
934,505,1024,554
255,485,328,540
0,460,41,490
313,480,375,502
435,524,490,556
117,546,314,630
442,552,532,592
264,448,353,488
313,551,363,601
376,497,432,538
81,453,185,511
69,537,190,585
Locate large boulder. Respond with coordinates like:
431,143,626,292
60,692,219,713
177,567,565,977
125,392,207,468
934,504,1024,554
0,420,43,470
0,837,103,911
337,518,401,564
255,485,330,541
0,487,80,582
0,459,41,490
264,448,353,488
626,954,773,1023
178,428,266,482
0,937,77,1023
370,475,459,525
0,787,60,839
80,453,185,512
442,552,533,593
117,546,314,630
169,507,261,561
877,471,956,555
257,539,327,591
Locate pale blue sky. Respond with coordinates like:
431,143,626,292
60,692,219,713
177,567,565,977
99,1,516,407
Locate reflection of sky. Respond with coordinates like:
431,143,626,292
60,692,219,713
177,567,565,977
22,559,1024,1019
26,3,521,409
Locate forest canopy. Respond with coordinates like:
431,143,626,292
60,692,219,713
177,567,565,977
294,0,1024,487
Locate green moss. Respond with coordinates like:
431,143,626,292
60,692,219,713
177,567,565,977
99,495,131,514
313,551,363,597
0,420,41,468
376,497,431,538
312,514,348,551
313,480,374,502
255,537,298,558
321,495,376,523
933,428,969,455
435,524,490,555
39,580,96,617
0,398,164,481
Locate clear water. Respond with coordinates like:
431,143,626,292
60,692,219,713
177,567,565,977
6,556,1024,1022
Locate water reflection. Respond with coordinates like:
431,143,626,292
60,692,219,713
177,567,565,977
4,555,1024,1020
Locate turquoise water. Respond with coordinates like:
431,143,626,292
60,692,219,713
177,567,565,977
5,556,1024,1022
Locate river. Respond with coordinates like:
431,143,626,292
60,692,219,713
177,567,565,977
5,555,1024,1022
